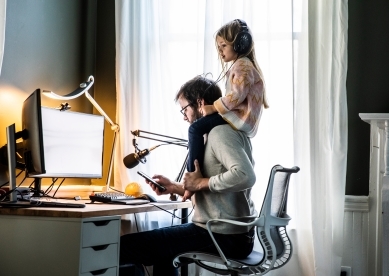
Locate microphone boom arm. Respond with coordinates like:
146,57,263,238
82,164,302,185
131,130,187,147
131,129,188,201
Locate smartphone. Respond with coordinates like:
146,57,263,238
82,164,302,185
137,171,166,192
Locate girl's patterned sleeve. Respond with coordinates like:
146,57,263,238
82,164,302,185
213,59,254,115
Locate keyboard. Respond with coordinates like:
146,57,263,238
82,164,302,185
89,192,150,205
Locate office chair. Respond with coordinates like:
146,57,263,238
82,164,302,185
173,165,300,275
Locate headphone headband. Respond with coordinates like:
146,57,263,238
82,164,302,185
236,19,248,32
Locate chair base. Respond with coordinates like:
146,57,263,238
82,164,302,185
173,250,268,275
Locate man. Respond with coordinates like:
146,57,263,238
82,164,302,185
119,76,257,276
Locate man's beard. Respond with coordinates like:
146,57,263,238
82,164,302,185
193,109,203,122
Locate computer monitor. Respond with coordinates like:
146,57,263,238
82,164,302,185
22,89,105,197
22,89,45,176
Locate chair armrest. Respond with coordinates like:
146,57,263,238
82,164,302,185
204,216,264,267
207,217,265,229
268,214,291,226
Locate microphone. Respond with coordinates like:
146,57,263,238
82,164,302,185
123,145,160,169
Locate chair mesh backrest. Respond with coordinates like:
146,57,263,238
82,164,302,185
259,165,299,257
270,171,291,217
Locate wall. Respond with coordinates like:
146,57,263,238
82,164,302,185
94,1,116,187
0,0,105,186
347,1,389,195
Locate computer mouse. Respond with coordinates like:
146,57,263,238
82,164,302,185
136,193,157,202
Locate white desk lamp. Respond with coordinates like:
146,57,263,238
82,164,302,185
42,75,119,192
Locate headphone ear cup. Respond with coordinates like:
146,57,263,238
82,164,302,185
234,31,252,55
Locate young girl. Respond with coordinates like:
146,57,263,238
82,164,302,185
186,19,268,170
183,19,268,200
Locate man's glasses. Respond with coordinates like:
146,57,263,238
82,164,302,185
180,103,191,117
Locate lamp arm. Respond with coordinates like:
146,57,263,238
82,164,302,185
105,130,118,191
41,75,94,100
84,90,119,132
83,76,119,132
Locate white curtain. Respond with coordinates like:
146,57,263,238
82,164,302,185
114,0,348,275
115,0,294,228
291,0,348,275
0,0,6,75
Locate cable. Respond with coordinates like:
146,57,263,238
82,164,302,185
171,209,176,226
0,170,28,201
0,170,24,189
200,58,239,99
108,186,124,193
0,185,23,201
149,203,195,220
52,178,66,198
134,213,139,233
44,178,59,195
16,174,27,187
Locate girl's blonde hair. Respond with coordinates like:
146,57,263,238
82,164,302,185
215,19,269,108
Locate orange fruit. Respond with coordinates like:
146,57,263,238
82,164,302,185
125,182,143,197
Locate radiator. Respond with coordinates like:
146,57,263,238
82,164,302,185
342,196,369,276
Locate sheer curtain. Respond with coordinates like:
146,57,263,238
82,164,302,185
115,0,348,275
291,0,348,275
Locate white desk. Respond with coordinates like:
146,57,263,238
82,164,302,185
0,200,192,276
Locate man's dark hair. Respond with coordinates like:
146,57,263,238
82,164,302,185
174,75,222,111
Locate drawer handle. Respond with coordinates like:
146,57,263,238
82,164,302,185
92,220,111,226
90,268,108,275
92,244,109,251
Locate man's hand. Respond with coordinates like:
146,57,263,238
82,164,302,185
182,190,194,202
183,160,209,192
145,174,180,196
146,175,173,195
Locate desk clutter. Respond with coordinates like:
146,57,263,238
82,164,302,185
89,191,151,205
0,184,172,208
0,199,86,208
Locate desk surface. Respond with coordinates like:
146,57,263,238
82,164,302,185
0,199,193,218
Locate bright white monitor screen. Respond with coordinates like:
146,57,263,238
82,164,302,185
36,107,105,178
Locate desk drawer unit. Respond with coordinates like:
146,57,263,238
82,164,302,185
80,216,121,275
0,214,121,276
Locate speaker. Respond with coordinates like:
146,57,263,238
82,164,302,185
233,19,252,55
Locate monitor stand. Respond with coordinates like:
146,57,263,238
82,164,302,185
0,124,33,208
6,124,17,202
31,178,42,198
